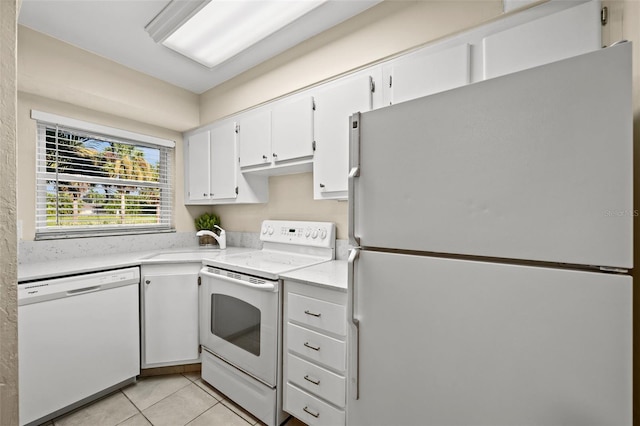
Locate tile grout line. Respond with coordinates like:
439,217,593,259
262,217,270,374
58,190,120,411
186,374,257,426
182,400,224,426
118,389,152,426
140,376,218,426
218,398,260,425
181,375,232,426
135,375,195,414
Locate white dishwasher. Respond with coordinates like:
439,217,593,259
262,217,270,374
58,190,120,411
18,267,141,426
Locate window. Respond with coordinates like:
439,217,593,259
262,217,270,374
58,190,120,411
34,111,174,239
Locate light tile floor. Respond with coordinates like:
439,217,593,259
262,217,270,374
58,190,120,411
39,372,307,426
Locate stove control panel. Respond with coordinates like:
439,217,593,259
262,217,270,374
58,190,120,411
261,220,336,248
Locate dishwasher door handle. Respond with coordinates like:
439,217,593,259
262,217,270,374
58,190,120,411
66,285,101,295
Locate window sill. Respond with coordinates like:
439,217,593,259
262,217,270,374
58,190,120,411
35,228,176,241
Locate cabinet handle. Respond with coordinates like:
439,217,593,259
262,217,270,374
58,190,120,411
262,155,268,160
209,193,214,196
304,375,320,385
203,193,207,197
319,183,325,189
145,280,151,285
303,406,320,418
304,309,321,317
304,342,320,351
272,153,277,158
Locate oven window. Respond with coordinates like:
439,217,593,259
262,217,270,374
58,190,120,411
211,294,261,356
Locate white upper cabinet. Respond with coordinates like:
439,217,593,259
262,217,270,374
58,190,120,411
184,0,601,206
238,96,314,175
271,96,315,163
482,0,601,79
383,44,470,106
186,130,211,203
186,122,237,203
185,120,266,205
209,121,237,200
313,74,373,200
238,109,271,169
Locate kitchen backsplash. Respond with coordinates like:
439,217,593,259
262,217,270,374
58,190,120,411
18,232,349,263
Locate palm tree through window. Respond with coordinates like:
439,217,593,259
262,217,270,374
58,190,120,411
36,122,173,238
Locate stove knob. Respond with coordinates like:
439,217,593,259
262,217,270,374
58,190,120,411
319,228,327,239
311,229,318,239
268,226,274,235
304,228,311,237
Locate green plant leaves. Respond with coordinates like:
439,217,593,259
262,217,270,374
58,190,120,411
194,212,220,231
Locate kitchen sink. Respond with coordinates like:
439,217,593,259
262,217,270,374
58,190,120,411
143,249,221,262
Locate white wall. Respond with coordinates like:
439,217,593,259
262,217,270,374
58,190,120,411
18,26,199,132
0,0,19,422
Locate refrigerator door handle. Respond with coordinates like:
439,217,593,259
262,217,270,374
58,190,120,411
347,247,360,400
348,167,360,247
349,113,361,247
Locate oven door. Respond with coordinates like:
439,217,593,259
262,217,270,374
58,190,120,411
199,267,279,386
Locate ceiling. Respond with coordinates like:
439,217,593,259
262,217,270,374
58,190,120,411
18,0,381,94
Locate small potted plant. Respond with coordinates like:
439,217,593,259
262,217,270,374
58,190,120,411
194,212,221,247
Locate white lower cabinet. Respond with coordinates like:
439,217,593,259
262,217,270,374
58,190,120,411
141,263,201,368
285,383,346,426
287,354,346,407
283,280,347,426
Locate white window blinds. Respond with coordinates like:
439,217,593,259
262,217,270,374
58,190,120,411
35,118,174,239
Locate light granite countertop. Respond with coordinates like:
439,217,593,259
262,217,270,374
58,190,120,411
280,260,348,292
18,247,257,282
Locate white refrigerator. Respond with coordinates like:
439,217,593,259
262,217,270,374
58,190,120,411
347,42,632,425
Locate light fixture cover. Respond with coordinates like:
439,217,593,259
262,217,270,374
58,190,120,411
145,0,211,44
159,0,327,69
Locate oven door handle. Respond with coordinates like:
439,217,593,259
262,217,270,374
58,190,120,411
200,269,277,292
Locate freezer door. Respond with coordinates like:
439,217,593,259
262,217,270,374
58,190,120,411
347,250,631,426
351,43,632,269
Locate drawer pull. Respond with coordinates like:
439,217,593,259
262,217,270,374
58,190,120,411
304,342,320,351
303,406,320,418
304,375,321,385
304,309,322,317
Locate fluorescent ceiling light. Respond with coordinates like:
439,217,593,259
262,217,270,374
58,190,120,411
152,0,327,69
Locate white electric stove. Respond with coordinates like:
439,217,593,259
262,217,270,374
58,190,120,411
199,220,336,426
205,220,336,279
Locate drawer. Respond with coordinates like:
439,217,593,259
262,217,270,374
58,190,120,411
285,383,345,426
287,353,345,407
287,323,345,372
288,292,346,336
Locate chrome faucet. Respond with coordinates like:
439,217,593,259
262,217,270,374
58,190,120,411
196,225,226,249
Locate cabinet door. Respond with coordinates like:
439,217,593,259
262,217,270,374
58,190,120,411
239,109,271,168
209,121,237,200
385,43,470,106
272,96,314,162
314,75,372,199
143,273,199,366
482,0,600,79
187,131,210,202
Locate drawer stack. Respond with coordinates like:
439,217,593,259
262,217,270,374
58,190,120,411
283,281,348,425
